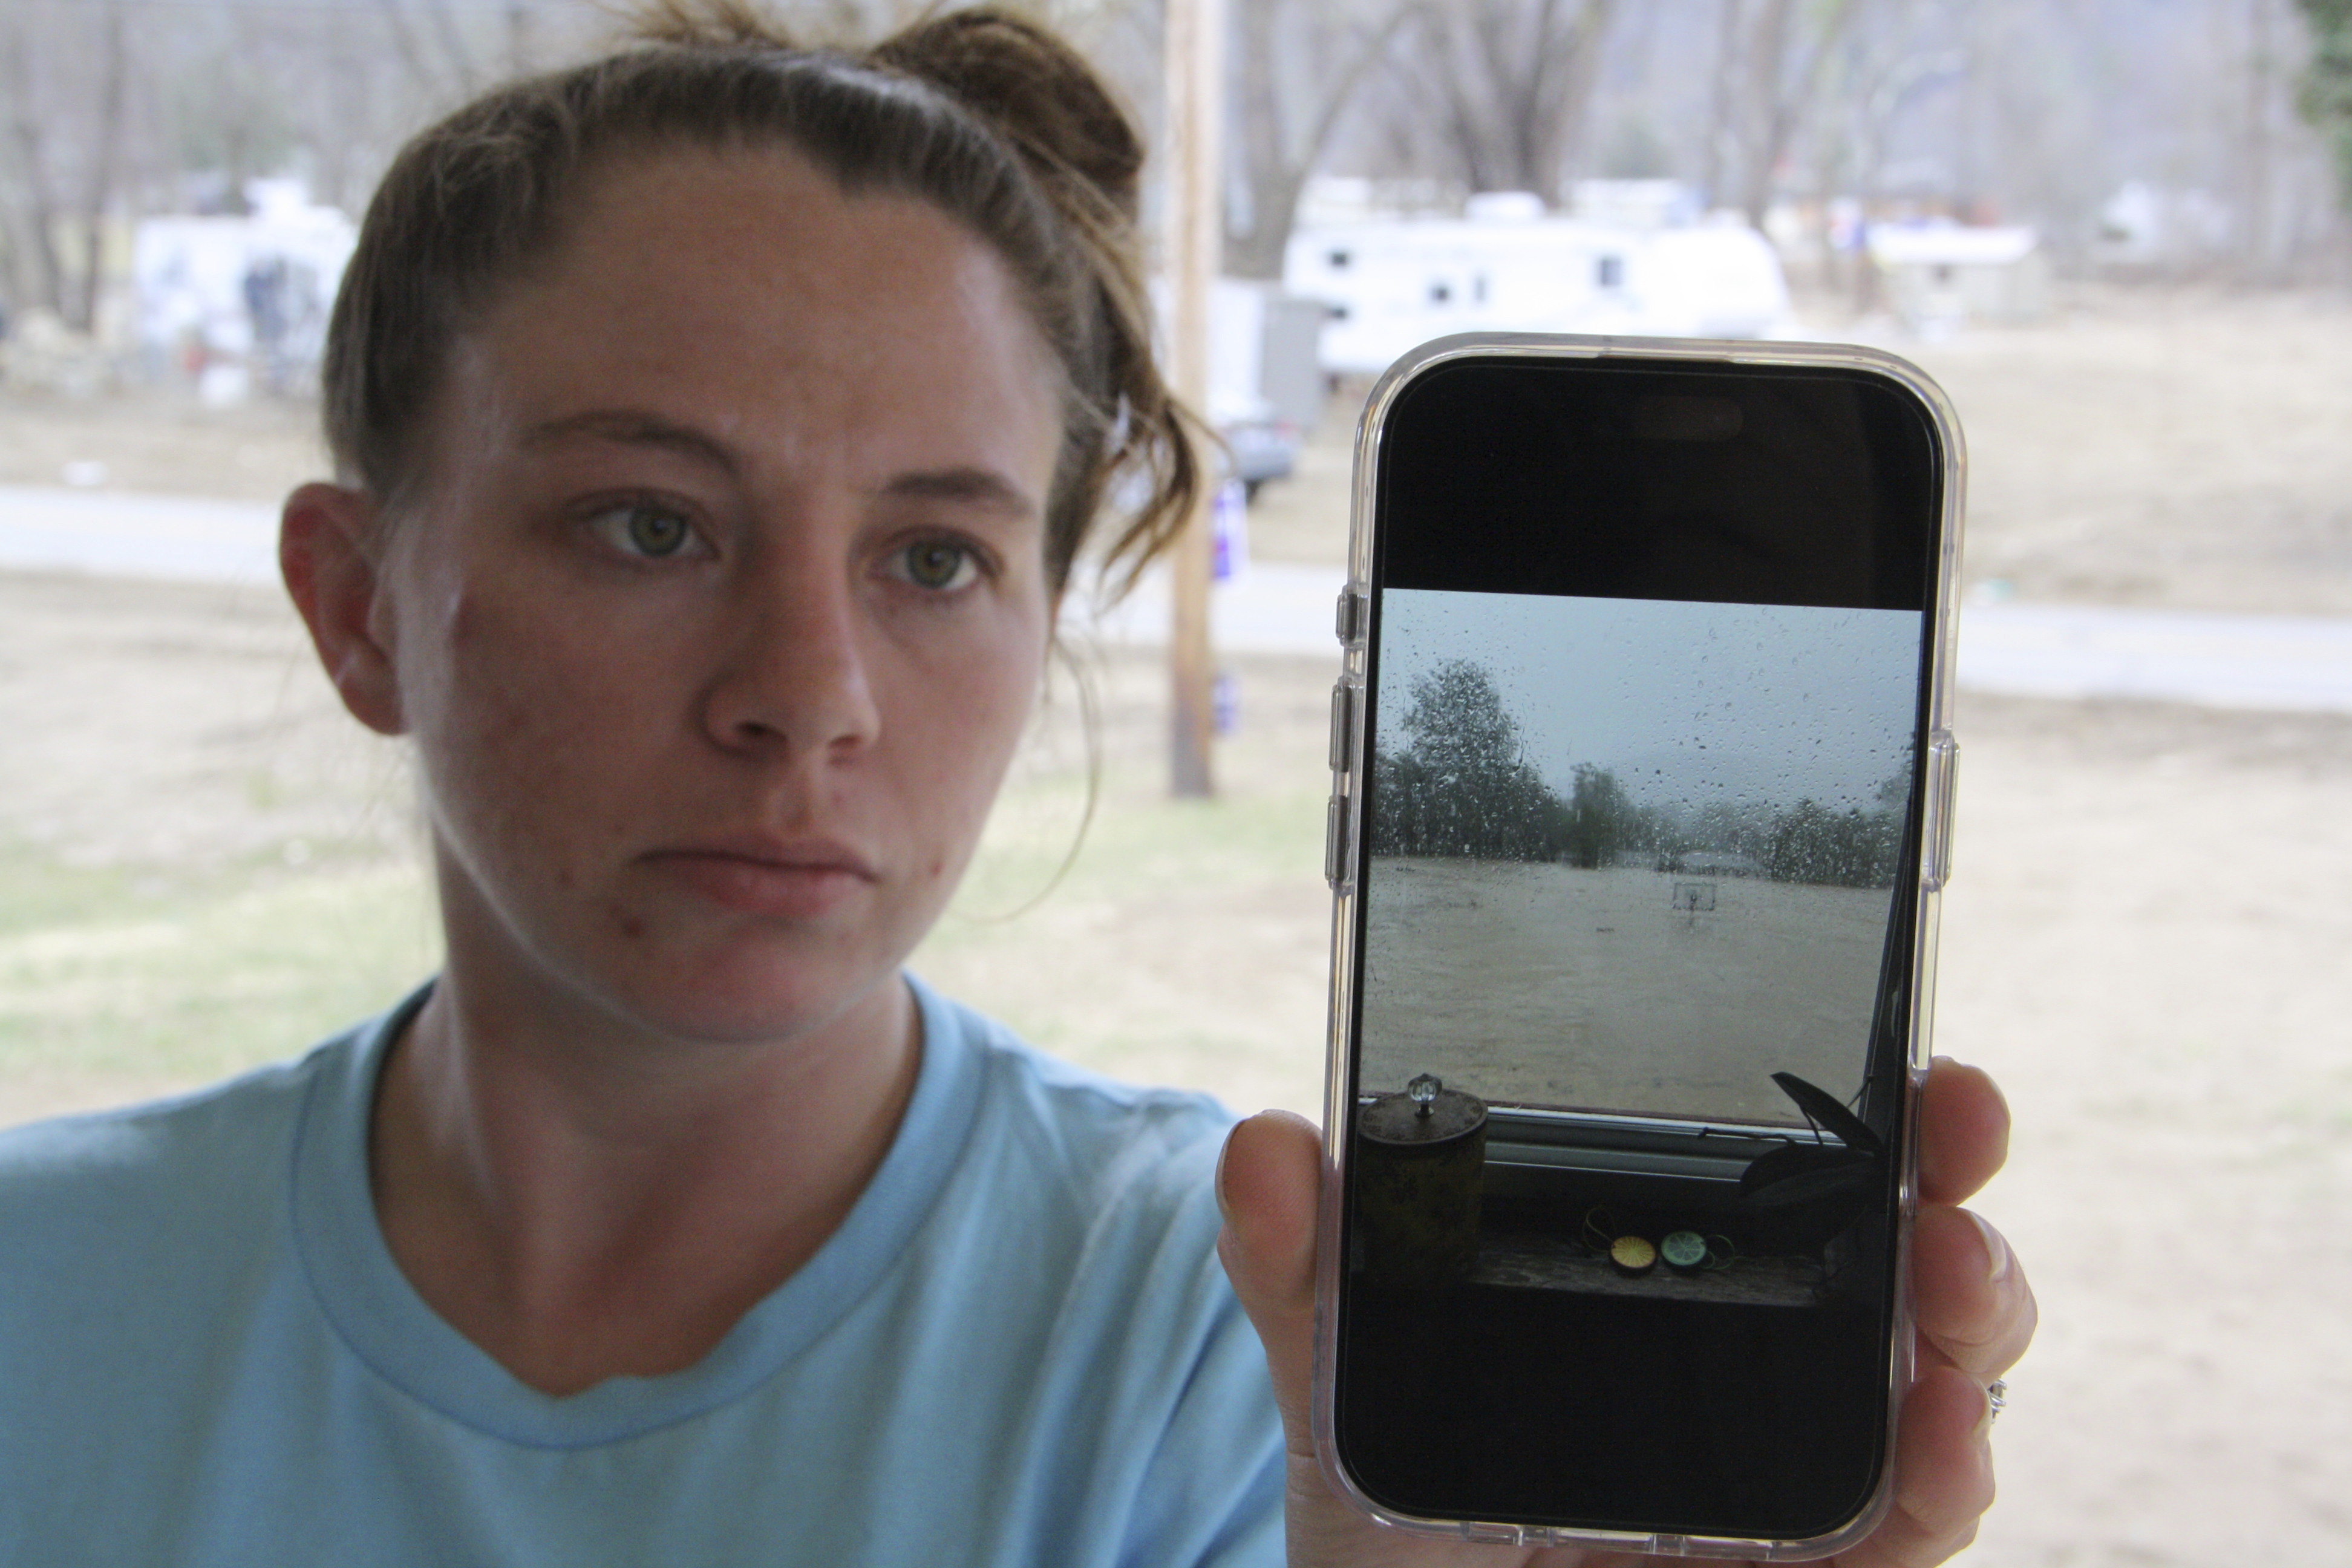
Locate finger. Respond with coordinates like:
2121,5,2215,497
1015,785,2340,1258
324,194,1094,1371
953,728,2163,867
1912,1205,2037,1382
1214,1109,1324,1436
1836,1365,1995,1568
1916,1058,2008,1206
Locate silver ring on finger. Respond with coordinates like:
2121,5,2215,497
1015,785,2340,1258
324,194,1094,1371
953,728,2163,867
1987,1377,2007,1422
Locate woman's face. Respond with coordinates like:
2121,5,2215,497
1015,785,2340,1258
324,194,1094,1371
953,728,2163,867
357,146,1063,1045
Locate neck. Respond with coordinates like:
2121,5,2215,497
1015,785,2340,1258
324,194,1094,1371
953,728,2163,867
370,909,921,1397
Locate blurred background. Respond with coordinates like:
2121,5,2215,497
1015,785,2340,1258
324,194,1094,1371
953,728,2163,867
3,0,2350,1561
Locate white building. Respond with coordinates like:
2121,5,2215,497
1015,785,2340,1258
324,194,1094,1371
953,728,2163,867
1284,203,1797,377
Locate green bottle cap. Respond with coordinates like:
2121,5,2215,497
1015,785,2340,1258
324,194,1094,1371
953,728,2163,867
1661,1230,1708,1270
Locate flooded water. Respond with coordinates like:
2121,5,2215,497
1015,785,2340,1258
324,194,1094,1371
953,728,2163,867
1357,855,1891,1126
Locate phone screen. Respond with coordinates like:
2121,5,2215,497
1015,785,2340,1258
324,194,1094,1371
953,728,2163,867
1330,351,1949,1543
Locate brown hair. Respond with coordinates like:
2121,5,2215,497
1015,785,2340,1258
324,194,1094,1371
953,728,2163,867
321,1,1195,596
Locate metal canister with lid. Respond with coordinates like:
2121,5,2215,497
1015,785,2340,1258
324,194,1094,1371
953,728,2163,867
1351,1073,1488,1288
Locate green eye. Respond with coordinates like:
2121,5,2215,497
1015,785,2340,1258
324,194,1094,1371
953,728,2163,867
583,498,708,564
622,506,691,557
901,539,976,590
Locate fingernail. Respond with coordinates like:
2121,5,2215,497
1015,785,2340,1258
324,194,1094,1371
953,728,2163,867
1969,1210,2013,1288
1214,1127,1236,1225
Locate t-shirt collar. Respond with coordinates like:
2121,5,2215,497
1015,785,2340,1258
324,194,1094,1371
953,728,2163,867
290,973,983,1448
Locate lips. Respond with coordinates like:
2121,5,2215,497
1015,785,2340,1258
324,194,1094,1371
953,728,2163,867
643,831,880,919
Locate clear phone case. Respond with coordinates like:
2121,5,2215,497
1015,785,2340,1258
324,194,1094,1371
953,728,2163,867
1311,332,1968,1559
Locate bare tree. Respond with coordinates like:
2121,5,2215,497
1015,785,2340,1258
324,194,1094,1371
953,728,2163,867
1388,0,1617,201
1,16,70,320
419,0,482,92
1700,0,1741,203
2246,0,2278,270
1798,0,1961,289
1224,0,1411,278
374,0,448,99
72,2,128,332
1708,0,1862,224
0,0,134,330
373,0,483,100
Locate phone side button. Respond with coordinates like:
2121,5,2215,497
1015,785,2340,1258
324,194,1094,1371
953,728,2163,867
1324,795,1348,888
1334,587,1368,647
1328,682,1354,772
1926,731,1959,888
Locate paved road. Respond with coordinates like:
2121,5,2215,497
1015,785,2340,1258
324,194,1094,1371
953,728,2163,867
0,485,281,587
1954,600,2352,714
9,486,2352,716
1079,562,2352,716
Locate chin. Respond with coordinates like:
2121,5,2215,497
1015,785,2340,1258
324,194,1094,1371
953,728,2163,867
587,937,909,1048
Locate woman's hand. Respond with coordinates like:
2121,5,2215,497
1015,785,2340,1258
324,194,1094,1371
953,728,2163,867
1215,1057,2036,1567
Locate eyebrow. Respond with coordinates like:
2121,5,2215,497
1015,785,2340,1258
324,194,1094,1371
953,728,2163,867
519,410,742,475
517,410,1038,517
879,466,1039,518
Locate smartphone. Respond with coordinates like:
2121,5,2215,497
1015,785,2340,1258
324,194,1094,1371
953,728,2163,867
1313,335,1963,1557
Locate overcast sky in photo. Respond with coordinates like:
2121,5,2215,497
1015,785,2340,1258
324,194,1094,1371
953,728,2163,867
1376,589,1926,814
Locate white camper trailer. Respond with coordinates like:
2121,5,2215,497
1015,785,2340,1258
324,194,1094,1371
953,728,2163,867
1866,223,2049,332
134,179,358,401
1284,213,1795,376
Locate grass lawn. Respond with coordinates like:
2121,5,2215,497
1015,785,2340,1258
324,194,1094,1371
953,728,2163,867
0,645,1340,1127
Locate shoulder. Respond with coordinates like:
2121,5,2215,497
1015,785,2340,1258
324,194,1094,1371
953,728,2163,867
895,987,1284,1561
900,981,1250,1341
0,1049,325,1194
932,987,1238,1219
912,987,1258,1399
0,1034,347,1295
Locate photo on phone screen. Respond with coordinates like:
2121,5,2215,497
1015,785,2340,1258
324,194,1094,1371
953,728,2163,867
1322,345,1955,1551
1361,592,1919,1126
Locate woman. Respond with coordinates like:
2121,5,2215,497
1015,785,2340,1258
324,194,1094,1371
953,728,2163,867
0,7,2032,1564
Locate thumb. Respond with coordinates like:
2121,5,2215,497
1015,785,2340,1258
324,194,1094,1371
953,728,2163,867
1215,1109,1324,1435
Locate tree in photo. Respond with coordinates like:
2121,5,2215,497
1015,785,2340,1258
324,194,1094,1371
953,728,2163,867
1558,761,1646,869
1371,659,1558,860
1763,798,1900,888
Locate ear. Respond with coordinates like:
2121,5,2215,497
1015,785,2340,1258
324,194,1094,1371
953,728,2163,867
281,482,407,736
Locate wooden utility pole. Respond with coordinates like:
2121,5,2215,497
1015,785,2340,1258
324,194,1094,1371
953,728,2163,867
1164,0,1224,798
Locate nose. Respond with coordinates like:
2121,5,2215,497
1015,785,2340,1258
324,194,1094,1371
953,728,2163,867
699,534,883,764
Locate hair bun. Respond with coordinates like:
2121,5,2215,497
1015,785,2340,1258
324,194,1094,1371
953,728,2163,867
874,8,1142,225
625,0,799,50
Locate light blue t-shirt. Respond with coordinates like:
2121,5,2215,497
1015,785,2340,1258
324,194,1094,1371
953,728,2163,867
0,978,1285,1566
